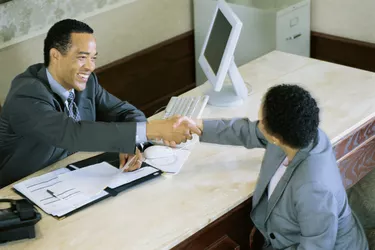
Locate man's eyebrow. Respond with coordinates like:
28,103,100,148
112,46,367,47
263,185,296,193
77,51,98,56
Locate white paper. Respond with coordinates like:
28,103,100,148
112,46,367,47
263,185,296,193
56,162,119,196
13,162,159,217
108,166,159,188
144,149,190,175
56,162,159,196
13,168,107,217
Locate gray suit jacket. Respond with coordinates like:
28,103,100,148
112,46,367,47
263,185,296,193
201,118,368,250
0,64,146,188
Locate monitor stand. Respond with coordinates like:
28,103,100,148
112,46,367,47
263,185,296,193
206,58,249,107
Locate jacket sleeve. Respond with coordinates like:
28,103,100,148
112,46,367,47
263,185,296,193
295,182,338,250
93,74,147,123
200,118,268,149
9,81,138,154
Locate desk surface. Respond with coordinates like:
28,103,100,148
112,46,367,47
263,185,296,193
2,51,375,250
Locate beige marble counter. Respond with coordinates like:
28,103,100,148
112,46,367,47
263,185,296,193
1,51,375,250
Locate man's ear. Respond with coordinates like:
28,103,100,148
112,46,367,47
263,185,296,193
49,48,60,64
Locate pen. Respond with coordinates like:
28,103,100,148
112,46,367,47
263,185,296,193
46,189,75,208
120,155,141,172
47,189,63,201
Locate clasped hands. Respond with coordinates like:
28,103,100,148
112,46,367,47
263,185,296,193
119,116,203,171
147,116,203,147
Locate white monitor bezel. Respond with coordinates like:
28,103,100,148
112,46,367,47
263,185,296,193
198,0,243,92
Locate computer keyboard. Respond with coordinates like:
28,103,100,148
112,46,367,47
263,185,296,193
163,95,209,119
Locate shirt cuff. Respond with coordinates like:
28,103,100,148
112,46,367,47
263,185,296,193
136,122,147,144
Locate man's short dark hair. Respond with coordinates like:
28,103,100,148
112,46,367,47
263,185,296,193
43,19,94,67
262,84,320,148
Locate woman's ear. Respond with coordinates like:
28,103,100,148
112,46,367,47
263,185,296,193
271,135,282,146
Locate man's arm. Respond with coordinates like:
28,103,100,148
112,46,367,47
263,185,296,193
9,83,139,154
9,83,195,153
93,74,146,123
294,182,338,250
200,118,268,149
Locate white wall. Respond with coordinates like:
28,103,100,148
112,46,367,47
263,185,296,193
311,0,375,44
2,0,373,104
0,0,193,103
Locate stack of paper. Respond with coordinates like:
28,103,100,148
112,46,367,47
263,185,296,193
13,162,158,217
54,162,158,196
13,168,106,217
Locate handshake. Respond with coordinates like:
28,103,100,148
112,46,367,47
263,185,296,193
146,116,203,146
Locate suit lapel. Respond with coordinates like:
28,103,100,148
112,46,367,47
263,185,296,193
264,135,319,222
36,66,65,111
252,145,285,208
264,151,309,222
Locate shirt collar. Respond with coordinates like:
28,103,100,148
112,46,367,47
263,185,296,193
46,68,72,102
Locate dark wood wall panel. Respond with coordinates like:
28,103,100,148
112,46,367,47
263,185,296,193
95,31,195,117
311,31,375,73
172,198,253,250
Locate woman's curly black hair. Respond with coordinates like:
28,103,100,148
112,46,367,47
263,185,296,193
262,84,320,148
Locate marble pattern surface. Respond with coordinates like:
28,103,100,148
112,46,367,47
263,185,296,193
0,0,136,46
1,51,375,249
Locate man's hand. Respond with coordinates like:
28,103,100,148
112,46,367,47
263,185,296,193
146,116,202,145
172,116,203,131
163,117,203,147
119,147,143,172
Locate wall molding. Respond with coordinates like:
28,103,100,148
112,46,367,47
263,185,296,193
311,31,375,73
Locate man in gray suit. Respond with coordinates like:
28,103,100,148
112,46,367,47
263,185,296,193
175,84,368,249
0,19,199,188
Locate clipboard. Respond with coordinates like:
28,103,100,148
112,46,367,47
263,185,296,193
13,152,163,219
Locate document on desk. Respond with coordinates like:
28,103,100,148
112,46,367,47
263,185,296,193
13,162,159,217
13,167,105,217
55,162,158,196
145,149,190,175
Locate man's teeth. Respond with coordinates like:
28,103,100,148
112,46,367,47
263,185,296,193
78,74,89,80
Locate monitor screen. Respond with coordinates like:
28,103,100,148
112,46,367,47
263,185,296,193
204,9,233,75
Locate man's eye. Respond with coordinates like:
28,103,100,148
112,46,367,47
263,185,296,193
78,56,86,59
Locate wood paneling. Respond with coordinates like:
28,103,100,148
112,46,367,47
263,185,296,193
206,235,240,250
95,31,196,117
333,117,375,160
172,198,253,250
332,117,375,189
311,31,375,73
338,136,375,189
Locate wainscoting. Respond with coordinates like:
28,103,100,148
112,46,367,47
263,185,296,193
95,31,195,117
311,31,375,73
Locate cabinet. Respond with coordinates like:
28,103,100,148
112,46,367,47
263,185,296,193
193,0,311,85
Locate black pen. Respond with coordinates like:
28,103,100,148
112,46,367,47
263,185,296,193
46,189,62,201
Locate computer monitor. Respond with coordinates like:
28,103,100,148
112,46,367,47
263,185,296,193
198,0,248,107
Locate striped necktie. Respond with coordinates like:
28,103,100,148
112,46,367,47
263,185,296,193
67,91,81,122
